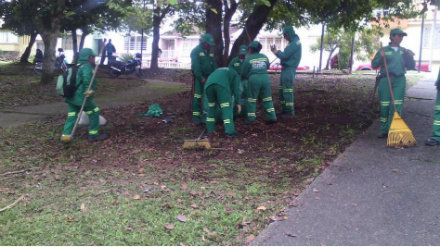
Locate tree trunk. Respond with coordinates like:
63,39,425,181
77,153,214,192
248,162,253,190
79,31,87,50
205,0,223,67
40,31,59,84
150,7,162,71
20,31,38,64
325,47,336,70
222,0,238,65
72,29,78,64
228,0,277,64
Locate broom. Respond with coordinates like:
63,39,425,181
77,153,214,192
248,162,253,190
380,43,416,147
61,42,106,143
183,129,211,150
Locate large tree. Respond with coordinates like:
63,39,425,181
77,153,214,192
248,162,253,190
175,0,419,67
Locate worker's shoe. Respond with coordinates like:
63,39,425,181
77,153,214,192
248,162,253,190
377,132,388,139
425,138,440,146
226,132,240,138
88,133,109,142
266,119,277,125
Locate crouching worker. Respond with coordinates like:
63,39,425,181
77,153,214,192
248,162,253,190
61,48,108,143
205,67,242,138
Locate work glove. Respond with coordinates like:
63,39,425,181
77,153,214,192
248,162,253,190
270,44,277,55
84,90,94,97
236,104,242,114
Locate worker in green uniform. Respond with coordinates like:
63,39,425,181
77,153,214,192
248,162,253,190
190,33,216,123
271,26,302,119
241,41,277,124
204,67,242,137
425,68,440,146
228,44,248,117
61,48,108,143
371,28,415,138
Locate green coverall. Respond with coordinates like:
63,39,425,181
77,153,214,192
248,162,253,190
190,34,216,123
429,69,440,142
228,44,248,117
241,47,276,123
275,26,302,116
372,45,412,135
62,48,100,138
204,68,241,135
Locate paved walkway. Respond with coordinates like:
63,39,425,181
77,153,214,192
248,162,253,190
254,74,440,245
0,80,187,128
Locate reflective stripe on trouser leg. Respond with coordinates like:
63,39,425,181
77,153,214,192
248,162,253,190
62,104,80,136
85,102,100,137
378,76,406,133
280,68,295,115
192,77,203,122
205,86,217,133
205,84,235,134
431,90,440,141
261,80,277,121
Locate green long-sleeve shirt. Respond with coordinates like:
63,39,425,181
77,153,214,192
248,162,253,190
276,29,301,68
228,56,244,75
205,68,241,99
241,53,270,80
372,45,409,77
190,44,216,81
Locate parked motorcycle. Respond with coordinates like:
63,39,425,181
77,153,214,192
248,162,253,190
108,53,143,78
33,54,68,75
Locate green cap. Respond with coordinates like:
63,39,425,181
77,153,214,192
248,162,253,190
78,48,97,61
239,45,248,55
200,33,215,46
390,28,407,36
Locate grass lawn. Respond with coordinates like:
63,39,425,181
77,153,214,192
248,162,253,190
0,66,423,245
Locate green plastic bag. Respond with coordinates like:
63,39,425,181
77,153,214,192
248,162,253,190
138,104,163,117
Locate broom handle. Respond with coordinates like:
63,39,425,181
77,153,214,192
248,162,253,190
70,43,107,138
380,43,398,113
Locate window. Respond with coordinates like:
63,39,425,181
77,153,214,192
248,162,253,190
0,31,19,44
124,36,147,51
423,25,440,49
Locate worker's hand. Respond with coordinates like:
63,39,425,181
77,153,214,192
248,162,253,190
270,44,277,54
236,104,242,114
201,78,206,84
84,90,94,97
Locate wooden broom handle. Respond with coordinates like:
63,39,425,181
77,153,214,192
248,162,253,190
380,43,398,113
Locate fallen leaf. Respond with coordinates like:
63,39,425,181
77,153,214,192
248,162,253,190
66,217,76,222
285,232,297,238
245,234,256,244
132,194,141,200
392,168,400,173
177,214,187,222
138,168,145,173
181,183,187,192
191,203,198,209
237,149,245,154
80,203,86,212
203,227,217,236
312,188,319,193
257,205,267,211
165,224,174,230
208,163,217,168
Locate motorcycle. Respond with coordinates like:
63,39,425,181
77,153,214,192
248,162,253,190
33,54,68,75
108,53,143,78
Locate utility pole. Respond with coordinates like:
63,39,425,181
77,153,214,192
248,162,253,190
318,23,325,73
140,0,146,67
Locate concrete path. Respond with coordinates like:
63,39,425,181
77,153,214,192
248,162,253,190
0,81,187,128
254,74,440,245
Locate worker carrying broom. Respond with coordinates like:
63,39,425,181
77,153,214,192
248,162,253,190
204,67,242,138
228,44,248,117
61,48,108,143
190,33,217,124
371,28,415,139
425,68,440,146
270,26,302,119
242,41,277,124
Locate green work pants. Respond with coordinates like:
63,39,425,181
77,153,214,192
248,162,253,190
431,89,440,141
205,85,236,135
192,77,203,122
246,74,276,122
378,76,406,134
62,102,100,138
279,68,296,115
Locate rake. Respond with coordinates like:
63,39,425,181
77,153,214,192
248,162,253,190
183,129,211,150
380,43,416,148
